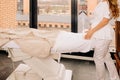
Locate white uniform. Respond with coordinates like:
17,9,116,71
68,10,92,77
90,1,120,80
91,1,114,40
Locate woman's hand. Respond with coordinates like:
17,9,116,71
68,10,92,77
84,30,94,40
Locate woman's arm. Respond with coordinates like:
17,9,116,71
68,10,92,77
84,17,110,39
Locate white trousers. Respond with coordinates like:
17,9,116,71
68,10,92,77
92,38,120,80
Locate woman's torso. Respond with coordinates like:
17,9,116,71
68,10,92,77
90,1,114,40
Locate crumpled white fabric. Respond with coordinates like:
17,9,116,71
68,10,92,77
0,28,59,58
52,31,92,53
14,37,51,58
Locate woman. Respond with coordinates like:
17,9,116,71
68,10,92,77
85,0,120,80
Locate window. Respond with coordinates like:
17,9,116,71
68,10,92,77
17,0,23,14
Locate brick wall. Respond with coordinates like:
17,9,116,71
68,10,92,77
0,0,17,28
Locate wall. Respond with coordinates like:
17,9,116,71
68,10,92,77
87,0,97,16
0,0,17,28
23,0,29,15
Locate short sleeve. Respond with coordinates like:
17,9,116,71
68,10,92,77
103,2,110,19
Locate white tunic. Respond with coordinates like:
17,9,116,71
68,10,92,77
90,1,114,40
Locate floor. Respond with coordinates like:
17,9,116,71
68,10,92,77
0,50,110,80
61,58,109,80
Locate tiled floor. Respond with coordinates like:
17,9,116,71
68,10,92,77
0,50,23,80
0,51,12,80
0,50,110,80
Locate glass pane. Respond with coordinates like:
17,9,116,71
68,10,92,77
38,0,70,15
38,0,71,31
78,0,89,33
77,0,97,33
16,0,30,29
78,0,87,15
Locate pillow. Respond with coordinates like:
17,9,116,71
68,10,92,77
52,31,92,53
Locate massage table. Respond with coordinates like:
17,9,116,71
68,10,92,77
0,28,92,80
